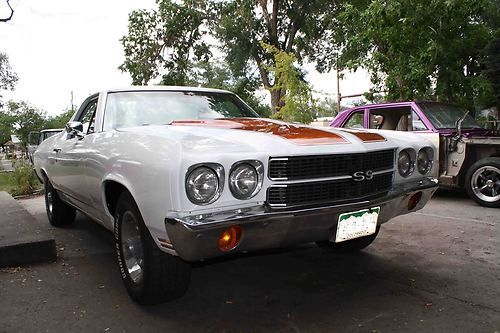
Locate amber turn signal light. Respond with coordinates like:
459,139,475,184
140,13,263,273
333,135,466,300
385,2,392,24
218,226,243,252
408,192,423,210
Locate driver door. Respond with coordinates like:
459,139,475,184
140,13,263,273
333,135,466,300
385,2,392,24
51,98,98,208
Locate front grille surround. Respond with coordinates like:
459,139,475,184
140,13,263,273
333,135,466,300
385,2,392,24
267,171,393,208
268,149,395,181
266,149,395,208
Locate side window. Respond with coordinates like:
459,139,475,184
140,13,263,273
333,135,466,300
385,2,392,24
344,112,365,128
412,111,428,131
77,100,98,134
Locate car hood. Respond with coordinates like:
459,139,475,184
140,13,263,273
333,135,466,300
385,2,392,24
116,118,407,156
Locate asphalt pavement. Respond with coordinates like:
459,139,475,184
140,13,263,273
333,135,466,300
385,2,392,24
0,190,499,333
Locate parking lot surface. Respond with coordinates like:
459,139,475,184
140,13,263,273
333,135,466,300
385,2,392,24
1,190,499,333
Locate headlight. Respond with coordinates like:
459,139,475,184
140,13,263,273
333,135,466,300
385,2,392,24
398,149,415,177
417,147,433,174
185,165,223,205
229,161,263,200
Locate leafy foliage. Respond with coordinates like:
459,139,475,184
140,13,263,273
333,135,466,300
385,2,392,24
6,101,47,147
119,1,210,86
44,108,75,129
262,43,313,123
10,160,41,195
484,37,500,109
0,52,18,108
0,111,14,149
120,0,340,120
318,0,498,111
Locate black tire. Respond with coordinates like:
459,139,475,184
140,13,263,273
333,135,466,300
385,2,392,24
465,157,500,208
114,191,191,305
44,177,76,227
316,227,380,253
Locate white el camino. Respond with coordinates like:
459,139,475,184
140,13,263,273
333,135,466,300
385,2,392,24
34,86,438,304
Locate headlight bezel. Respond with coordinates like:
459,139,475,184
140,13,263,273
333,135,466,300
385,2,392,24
185,163,224,205
417,147,434,175
398,148,416,177
229,160,264,200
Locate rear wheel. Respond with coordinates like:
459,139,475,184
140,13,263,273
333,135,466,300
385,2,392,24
316,227,380,253
114,191,191,305
465,157,500,208
44,177,76,227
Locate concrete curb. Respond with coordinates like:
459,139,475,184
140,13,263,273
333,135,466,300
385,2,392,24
0,191,57,267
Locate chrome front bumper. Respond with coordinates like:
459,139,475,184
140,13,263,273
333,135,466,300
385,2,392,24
164,177,438,261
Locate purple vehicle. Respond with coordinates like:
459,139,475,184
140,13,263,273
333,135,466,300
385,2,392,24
331,101,500,207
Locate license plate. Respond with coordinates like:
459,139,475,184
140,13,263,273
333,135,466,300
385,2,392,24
335,207,380,243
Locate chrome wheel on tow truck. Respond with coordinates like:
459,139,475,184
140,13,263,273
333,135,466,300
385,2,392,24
465,158,500,208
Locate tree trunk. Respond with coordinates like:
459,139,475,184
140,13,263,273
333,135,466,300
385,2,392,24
270,89,286,114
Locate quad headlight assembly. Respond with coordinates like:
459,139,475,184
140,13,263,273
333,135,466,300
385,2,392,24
185,160,264,205
398,148,416,177
417,147,434,175
229,160,264,200
185,163,224,205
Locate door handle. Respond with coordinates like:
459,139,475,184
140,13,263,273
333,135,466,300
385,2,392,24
53,148,61,153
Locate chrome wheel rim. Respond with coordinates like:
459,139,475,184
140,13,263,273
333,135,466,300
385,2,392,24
471,166,500,203
120,211,145,284
47,190,53,214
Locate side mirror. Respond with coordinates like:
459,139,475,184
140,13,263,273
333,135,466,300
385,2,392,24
66,121,85,139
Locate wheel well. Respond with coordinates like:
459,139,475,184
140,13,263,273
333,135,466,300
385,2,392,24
104,181,130,216
40,169,48,183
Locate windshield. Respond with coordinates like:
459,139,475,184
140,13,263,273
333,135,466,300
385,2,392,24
103,91,259,130
417,102,481,129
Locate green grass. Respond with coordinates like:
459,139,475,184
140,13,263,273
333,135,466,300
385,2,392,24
0,162,43,196
0,172,17,194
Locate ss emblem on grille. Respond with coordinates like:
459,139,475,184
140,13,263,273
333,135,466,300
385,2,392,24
352,170,374,182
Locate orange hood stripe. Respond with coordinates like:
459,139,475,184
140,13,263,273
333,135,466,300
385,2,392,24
336,128,386,142
171,118,350,145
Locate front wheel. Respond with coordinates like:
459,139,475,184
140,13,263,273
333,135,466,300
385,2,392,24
114,191,191,305
316,227,380,253
465,157,500,208
44,177,76,227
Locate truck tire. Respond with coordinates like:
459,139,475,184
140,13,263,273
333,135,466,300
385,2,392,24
44,178,76,227
114,191,191,305
465,157,500,208
316,227,380,253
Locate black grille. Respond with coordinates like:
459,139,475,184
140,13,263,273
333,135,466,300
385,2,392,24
267,172,393,207
268,149,395,180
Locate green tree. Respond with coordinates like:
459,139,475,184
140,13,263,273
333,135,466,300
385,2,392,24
120,0,340,116
192,59,272,116
44,108,75,129
214,0,338,113
0,52,18,108
317,0,498,112
484,37,500,109
0,111,14,151
119,0,210,86
263,43,314,123
7,101,46,147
